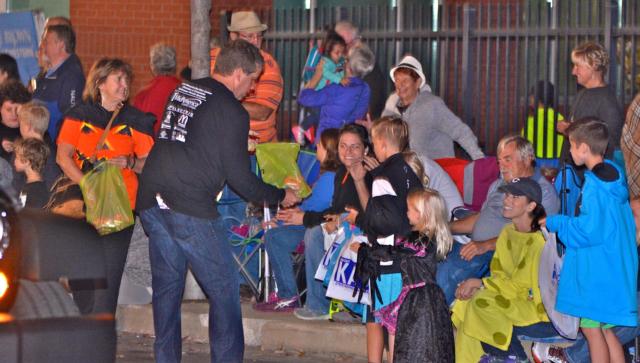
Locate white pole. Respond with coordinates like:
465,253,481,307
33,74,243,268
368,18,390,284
263,202,273,301
309,0,316,33
395,0,403,60
550,0,558,83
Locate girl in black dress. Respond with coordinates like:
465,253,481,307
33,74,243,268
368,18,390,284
392,188,455,362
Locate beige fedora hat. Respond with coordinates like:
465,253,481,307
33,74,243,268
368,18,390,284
227,11,268,33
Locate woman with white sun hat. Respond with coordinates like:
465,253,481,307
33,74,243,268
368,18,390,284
382,55,484,161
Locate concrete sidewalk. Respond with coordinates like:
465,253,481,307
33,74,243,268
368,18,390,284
116,302,367,358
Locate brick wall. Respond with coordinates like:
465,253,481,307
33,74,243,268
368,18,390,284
70,0,272,96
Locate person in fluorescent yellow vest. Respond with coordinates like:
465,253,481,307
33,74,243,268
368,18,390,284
522,80,564,160
451,177,550,363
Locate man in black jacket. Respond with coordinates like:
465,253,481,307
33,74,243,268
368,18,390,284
32,24,85,141
137,40,299,363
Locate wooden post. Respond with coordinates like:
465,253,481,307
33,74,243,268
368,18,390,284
191,0,212,80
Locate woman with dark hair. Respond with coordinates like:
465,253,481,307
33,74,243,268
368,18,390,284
0,54,21,85
0,80,31,160
273,124,374,319
56,58,155,314
451,177,549,363
256,128,342,312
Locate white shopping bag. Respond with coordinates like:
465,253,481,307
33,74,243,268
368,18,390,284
322,222,340,250
539,228,579,339
325,234,371,305
314,225,345,281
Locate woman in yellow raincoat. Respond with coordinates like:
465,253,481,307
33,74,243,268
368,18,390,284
452,177,550,363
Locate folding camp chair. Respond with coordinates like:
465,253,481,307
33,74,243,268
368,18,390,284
221,148,320,302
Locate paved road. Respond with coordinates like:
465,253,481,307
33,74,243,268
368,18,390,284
116,332,367,363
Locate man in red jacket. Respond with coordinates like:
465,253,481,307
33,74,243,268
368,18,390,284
133,43,181,135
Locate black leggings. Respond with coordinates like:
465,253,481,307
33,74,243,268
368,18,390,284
72,226,134,314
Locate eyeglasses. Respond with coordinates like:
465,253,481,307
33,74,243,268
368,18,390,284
238,32,263,42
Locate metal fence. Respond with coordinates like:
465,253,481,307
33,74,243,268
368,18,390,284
221,1,640,155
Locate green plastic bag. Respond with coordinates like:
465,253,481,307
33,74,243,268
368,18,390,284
79,161,134,235
255,143,311,198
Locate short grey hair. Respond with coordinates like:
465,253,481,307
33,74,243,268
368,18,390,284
497,134,535,166
335,20,359,38
348,45,375,78
150,43,177,76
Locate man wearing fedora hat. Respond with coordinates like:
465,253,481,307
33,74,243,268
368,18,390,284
210,10,283,144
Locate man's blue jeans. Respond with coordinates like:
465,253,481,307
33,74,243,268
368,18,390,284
436,241,494,306
264,225,306,299
303,225,330,313
140,206,243,363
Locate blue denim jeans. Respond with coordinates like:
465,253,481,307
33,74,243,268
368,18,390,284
436,241,494,306
303,225,330,313
264,225,306,299
140,206,243,363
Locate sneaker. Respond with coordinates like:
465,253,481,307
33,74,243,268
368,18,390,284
478,354,498,363
546,346,569,363
531,342,550,363
478,354,527,363
330,310,361,324
293,306,330,321
253,296,299,313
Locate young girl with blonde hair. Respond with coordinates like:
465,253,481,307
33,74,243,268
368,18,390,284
389,188,454,362
357,187,455,362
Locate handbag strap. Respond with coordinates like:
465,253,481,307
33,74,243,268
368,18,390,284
91,103,123,163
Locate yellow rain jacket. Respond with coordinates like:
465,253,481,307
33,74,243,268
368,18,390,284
451,224,549,363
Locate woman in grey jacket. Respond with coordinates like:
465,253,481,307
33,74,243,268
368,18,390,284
382,55,484,161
